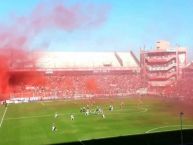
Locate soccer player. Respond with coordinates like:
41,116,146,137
4,101,7,108
120,101,124,109
80,107,83,113
86,104,89,110
52,123,56,132
81,107,86,113
70,114,74,120
109,105,113,111
96,106,102,114
102,113,105,119
96,106,99,113
54,112,58,118
85,109,89,116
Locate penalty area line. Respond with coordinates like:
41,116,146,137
145,125,193,133
0,107,8,128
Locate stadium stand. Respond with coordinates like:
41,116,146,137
11,72,142,100
9,51,142,101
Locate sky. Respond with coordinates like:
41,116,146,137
0,0,193,59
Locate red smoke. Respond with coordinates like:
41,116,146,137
85,78,100,94
0,1,108,100
12,2,108,34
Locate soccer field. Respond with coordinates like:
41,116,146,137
0,96,193,145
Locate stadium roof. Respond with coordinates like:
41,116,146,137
35,51,139,70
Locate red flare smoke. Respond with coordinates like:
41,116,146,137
85,78,100,94
0,1,109,100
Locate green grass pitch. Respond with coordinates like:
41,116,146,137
0,96,193,145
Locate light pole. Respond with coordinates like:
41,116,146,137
180,112,184,145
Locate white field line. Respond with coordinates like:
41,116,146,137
145,125,193,133
0,107,8,128
79,140,86,145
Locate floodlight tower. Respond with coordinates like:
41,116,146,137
180,112,184,145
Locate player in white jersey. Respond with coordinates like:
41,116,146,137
54,112,58,118
85,109,89,116
109,105,113,111
102,113,105,119
70,114,74,120
52,123,56,132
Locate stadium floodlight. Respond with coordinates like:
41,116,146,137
180,112,184,145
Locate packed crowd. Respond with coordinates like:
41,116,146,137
11,72,142,99
175,78,193,100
